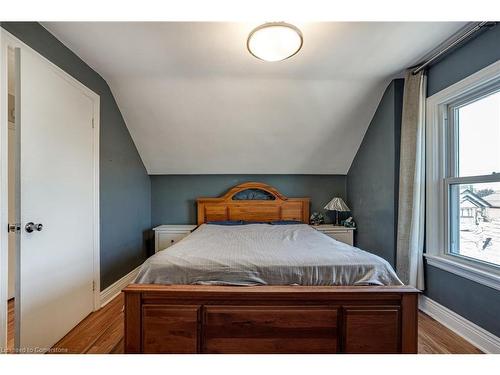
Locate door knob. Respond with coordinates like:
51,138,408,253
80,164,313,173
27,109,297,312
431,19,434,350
25,222,43,233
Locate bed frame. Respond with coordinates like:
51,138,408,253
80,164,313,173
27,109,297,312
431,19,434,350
124,182,419,353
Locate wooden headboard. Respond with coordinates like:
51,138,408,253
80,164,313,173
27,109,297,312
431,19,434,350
196,182,310,225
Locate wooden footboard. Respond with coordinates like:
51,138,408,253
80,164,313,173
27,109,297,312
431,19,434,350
123,284,419,354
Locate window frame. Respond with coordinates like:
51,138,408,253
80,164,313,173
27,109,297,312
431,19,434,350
426,59,500,291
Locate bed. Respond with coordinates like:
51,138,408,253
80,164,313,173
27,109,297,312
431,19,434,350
124,182,419,354
135,223,403,286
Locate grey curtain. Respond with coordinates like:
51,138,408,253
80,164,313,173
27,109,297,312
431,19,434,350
396,70,426,290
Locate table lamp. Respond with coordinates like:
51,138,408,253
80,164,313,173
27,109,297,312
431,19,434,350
324,197,350,225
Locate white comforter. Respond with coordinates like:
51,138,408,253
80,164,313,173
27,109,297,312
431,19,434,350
135,223,403,286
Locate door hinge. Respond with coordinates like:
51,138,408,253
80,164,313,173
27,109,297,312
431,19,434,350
92,118,94,128
92,280,96,291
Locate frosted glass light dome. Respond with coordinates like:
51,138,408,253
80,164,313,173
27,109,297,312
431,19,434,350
247,22,303,62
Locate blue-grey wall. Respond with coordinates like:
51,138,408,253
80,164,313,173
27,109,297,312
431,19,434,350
1,22,151,290
151,175,346,227
425,23,500,336
427,24,500,96
346,79,404,267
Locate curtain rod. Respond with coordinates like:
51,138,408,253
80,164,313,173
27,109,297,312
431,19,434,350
411,21,493,75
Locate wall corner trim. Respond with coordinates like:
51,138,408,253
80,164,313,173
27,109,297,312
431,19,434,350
99,265,142,308
419,295,500,353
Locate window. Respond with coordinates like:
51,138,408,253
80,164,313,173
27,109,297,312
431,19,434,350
447,90,500,268
426,60,500,291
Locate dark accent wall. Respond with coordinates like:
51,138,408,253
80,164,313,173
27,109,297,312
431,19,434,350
425,266,500,336
427,24,500,97
425,23,500,337
151,175,346,227
346,79,404,267
1,22,151,290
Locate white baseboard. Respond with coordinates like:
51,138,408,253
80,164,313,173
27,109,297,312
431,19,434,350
419,295,500,354
99,265,142,308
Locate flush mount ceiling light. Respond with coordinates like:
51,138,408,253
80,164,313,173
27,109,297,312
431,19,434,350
247,22,303,62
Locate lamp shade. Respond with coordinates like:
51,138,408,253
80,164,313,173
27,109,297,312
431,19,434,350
324,197,350,212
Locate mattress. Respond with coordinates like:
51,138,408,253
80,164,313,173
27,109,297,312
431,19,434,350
135,223,403,286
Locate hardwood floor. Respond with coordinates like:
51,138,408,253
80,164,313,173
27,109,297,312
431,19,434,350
51,294,125,354
6,295,124,354
6,294,482,354
418,312,482,354
7,298,14,351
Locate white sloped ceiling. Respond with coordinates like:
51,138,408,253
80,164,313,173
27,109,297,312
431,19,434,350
42,22,465,174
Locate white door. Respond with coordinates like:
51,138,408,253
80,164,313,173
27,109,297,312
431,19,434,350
16,47,98,351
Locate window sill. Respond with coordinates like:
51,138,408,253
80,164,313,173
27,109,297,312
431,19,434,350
424,254,500,292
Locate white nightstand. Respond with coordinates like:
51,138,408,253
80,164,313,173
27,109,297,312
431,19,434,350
153,225,197,252
311,224,355,246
